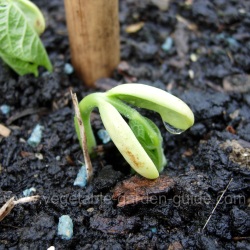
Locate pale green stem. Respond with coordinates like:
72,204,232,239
78,93,104,153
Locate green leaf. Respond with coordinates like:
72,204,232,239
129,118,156,149
129,117,166,172
107,84,194,132
0,0,52,76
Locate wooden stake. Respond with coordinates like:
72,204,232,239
64,0,120,87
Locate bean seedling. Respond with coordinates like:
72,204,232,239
75,84,194,180
0,0,52,76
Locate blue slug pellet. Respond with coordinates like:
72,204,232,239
57,215,73,240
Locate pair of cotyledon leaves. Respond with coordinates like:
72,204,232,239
77,84,194,179
0,0,52,76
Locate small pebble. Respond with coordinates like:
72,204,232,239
87,207,94,213
64,63,74,75
151,0,170,11
27,124,44,148
0,124,11,137
188,69,194,79
56,155,61,161
0,104,10,115
58,215,73,240
19,138,26,143
47,247,55,250
35,153,43,160
226,37,240,48
190,53,198,62
74,165,87,188
216,33,226,40
97,129,111,144
238,8,246,14
161,37,173,52
23,187,36,197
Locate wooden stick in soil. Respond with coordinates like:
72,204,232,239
64,0,120,87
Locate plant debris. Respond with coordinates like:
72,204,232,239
112,175,175,207
0,196,40,222
71,90,93,183
0,124,11,137
220,140,250,169
125,22,144,34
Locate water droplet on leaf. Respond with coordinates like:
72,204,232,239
163,121,184,134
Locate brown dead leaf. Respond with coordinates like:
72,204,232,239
112,175,175,207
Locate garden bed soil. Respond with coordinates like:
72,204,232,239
1,0,250,249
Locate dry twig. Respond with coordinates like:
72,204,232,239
71,90,93,183
202,178,233,231
0,195,40,222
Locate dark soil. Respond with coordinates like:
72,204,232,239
1,0,250,249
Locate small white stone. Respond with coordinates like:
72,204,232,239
47,246,55,250
238,8,246,14
190,53,198,62
35,153,43,160
87,207,94,213
188,70,194,79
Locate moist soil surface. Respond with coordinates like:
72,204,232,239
1,0,250,249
